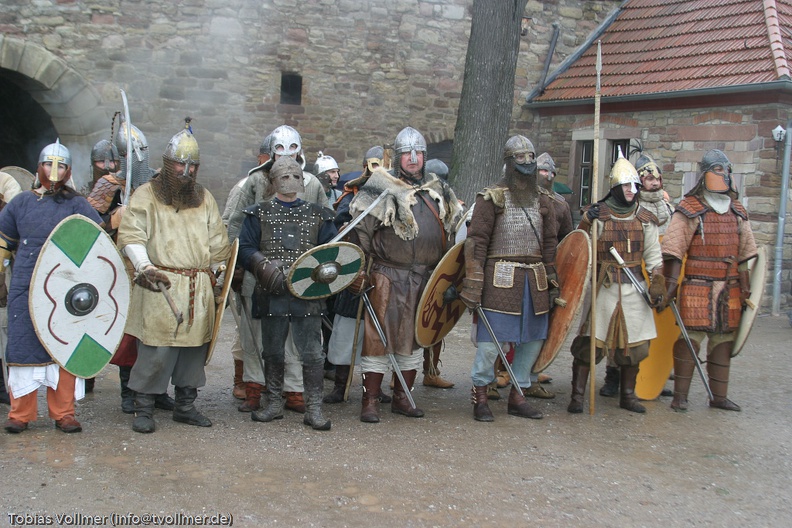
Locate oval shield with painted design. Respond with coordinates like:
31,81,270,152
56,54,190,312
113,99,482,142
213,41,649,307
415,240,467,348
29,214,131,378
286,241,365,300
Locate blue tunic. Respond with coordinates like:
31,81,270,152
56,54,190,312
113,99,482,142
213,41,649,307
476,275,549,344
0,191,103,366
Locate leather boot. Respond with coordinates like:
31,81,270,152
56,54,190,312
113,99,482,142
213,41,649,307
323,364,350,404
707,342,741,411
284,392,306,413
599,365,619,397
154,392,175,411
302,363,331,430
252,359,285,422
487,382,501,400
422,343,454,388
118,366,135,414
391,370,424,417
507,386,543,419
132,393,156,433
619,365,646,413
671,339,695,412
471,386,494,422
232,359,246,400
361,372,384,423
567,359,590,414
172,386,212,427
84,377,95,393
238,382,264,412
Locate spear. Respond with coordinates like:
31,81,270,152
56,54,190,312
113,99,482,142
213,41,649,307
588,40,602,415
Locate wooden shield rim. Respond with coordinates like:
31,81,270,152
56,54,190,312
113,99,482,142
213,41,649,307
732,245,767,357
414,240,467,348
29,214,130,378
285,241,365,300
206,239,239,365
1,165,35,191
533,229,592,373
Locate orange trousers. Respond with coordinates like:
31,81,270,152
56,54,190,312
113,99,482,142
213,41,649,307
7,367,77,423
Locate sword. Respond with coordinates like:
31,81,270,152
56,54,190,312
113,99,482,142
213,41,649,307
475,306,525,397
120,89,133,205
608,247,714,401
330,189,390,243
360,290,417,410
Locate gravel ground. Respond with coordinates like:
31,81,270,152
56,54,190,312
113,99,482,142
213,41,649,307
1,312,790,527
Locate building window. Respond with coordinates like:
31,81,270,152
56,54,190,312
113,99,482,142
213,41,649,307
577,140,593,208
280,72,302,105
611,139,630,166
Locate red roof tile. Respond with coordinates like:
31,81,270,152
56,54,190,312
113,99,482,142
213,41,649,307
531,0,792,103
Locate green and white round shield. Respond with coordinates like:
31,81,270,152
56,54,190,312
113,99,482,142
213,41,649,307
29,214,131,378
286,241,365,300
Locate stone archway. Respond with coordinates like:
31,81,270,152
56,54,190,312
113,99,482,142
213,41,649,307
0,35,106,186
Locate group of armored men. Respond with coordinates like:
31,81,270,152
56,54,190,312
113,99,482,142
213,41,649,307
0,119,757,434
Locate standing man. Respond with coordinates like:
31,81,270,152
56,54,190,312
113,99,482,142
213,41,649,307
1,142,102,433
567,151,665,415
237,156,337,431
118,121,232,434
323,146,392,405
460,136,560,422
351,127,462,423
661,149,757,412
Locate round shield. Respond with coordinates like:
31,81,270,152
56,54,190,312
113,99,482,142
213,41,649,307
415,240,467,348
286,241,365,300
29,215,131,378
533,229,591,373
1,166,36,191
206,238,239,365
732,245,767,357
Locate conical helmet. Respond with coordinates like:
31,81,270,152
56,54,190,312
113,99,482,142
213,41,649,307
164,119,199,166
608,146,640,188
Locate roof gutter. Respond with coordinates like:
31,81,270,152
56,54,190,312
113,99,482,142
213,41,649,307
524,79,792,109
525,0,628,103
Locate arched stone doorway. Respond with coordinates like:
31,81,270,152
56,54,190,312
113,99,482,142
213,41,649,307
0,36,107,189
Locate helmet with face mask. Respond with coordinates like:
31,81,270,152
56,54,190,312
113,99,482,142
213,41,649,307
364,146,385,174
269,125,305,169
607,147,641,206
90,139,120,185
700,149,734,194
504,135,536,176
394,127,427,180
37,140,72,192
153,119,204,209
269,156,305,196
115,118,153,189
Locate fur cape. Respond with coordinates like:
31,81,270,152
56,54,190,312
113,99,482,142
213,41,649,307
349,168,462,241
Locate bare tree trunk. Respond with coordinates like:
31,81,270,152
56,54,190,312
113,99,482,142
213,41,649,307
450,0,528,205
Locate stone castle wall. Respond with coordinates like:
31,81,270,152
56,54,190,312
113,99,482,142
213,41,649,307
0,0,621,200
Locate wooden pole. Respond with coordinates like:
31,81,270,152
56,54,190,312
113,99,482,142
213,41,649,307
589,41,602,415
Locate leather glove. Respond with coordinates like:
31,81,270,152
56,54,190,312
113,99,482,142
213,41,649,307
546,269,565,308
658,258,681,312
648,270,666,309
231,265,245,293
348,271,369,296
585,203,600,222
134,266,171,292
213,284,224,305
739,269,751,309
0,271,7,308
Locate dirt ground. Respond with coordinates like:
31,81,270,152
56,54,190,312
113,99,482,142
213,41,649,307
1,312,791,528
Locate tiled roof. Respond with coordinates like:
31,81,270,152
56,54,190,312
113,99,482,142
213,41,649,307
530,0,792,104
